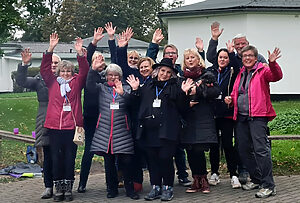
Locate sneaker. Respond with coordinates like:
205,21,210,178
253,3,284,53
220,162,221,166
238,172,250,185
77,185,86,193
208,173,220,186
144,185,161,201
41,187,53,199
231,176,242,189
161,185,174,201
242,182,259,190
255,188,276,198
178,177,192,187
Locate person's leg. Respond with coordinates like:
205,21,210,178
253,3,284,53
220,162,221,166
41,145,53,199
103,153,118,198
78,117,96,192
249,118,275,190
209,119,220,176
235,119,261,185
175,146,191,186
185,147,201,193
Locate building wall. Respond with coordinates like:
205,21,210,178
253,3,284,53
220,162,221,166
165,12,300,94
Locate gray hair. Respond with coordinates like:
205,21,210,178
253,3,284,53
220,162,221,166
105,64,123,78
56,60,74,76
151,66,177,79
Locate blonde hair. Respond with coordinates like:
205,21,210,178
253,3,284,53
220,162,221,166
92,51,105,62
52,53,61,62
56,60,75,76
128,50,140,59
182,48,206,71
137,57,155,69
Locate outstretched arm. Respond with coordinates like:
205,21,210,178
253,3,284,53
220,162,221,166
146,28,163,62
105,22,117,63
87,27,104,66
265,47,283,82
47,33,59,53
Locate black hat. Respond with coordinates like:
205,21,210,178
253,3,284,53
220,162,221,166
152,58,178,74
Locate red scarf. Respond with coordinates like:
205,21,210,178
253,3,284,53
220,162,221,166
183,66,203,80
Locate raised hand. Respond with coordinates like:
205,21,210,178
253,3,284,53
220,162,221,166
116,31,128,47
126,74,140,90
181,78,195,94
152,28,164,44
92,27,104,46
113,79,124,95
48,32,59,52
75,37,84,56
211,21,224,41
268,47,281,63
124,27,134,42
226,40,235,53
21,48,32,65
195,37,204,52
92,54,106,71
105,22,116,40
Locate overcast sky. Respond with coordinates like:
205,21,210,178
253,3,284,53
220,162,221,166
178,0,205,6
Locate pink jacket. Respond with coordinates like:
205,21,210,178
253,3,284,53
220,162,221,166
231,61,283,121
40,53,89,130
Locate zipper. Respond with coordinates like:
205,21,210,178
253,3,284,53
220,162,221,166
96,113,102,128
125,114,129,130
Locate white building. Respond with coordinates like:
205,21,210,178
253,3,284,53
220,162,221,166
159,0,300,95
0,34,161,92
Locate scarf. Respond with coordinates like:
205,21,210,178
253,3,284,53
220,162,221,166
183,66,203,80
57,77,72,97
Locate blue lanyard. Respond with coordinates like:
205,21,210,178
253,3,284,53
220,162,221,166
64,95,69,104
155,82,168,98
108,88,118,99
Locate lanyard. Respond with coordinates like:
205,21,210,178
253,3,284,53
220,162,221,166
155,82,168,98
108,87,118,99
64,95,70,104
218,67,229,85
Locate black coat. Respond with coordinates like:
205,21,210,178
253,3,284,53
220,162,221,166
135,78,189,143
180,70,221,145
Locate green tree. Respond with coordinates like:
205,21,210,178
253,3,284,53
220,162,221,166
0,0,25,43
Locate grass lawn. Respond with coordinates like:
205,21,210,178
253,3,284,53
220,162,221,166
0,92,299,178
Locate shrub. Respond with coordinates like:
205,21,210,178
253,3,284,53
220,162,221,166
269,109,300,134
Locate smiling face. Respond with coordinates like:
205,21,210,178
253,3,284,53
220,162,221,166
184,53,200,69
128,52,139,67
218,51,230,69
139,60,153,78
59,67,73,80
163,47,178,65
157,66,173,81
234,37,249,56
106,71,120,83
242,50,257,70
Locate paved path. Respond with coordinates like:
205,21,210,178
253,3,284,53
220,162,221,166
0,173,299,203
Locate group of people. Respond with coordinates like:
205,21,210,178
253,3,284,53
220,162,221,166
16,21,282,202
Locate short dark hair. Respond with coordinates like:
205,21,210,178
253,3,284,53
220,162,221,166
241,45,258,58
163,44,178,55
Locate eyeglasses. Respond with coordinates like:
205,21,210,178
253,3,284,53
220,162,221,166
242,54,255,59
107,73,120,78
164,52,177,56
129,56,139,60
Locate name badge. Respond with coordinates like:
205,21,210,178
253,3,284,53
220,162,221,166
63,103,71,111
153,99,161,108
110,102,119,110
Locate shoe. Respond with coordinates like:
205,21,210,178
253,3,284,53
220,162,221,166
238,172,250,185
242,182,259,190
144,185,161,201
41,187,53,199
186,175,201,193
255,188,276,198
133,182,143,193
127,192,140,200
199,175,210,193
64,180,74,202
161,185,174,201
178,177,192,187
107,190,118,198
77,185,86,193
53,180,64,202
118,181,124,188
208,173,220,186
231,176,242,189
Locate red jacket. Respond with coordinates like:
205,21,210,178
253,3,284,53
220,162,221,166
40,53,89,130
231,61,283,121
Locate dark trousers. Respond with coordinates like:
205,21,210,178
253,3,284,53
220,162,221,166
186,146,207,176
49,129,77,181
146,144,177,186
78,117,97,187
235,116,275,189
43,146,53,188
209,118,238,177
104,153,134,195
132,141,148,184
175,146,189,179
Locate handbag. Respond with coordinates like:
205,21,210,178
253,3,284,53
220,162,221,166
73,126,85,145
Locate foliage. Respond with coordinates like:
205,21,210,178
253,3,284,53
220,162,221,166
0,0,25,42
